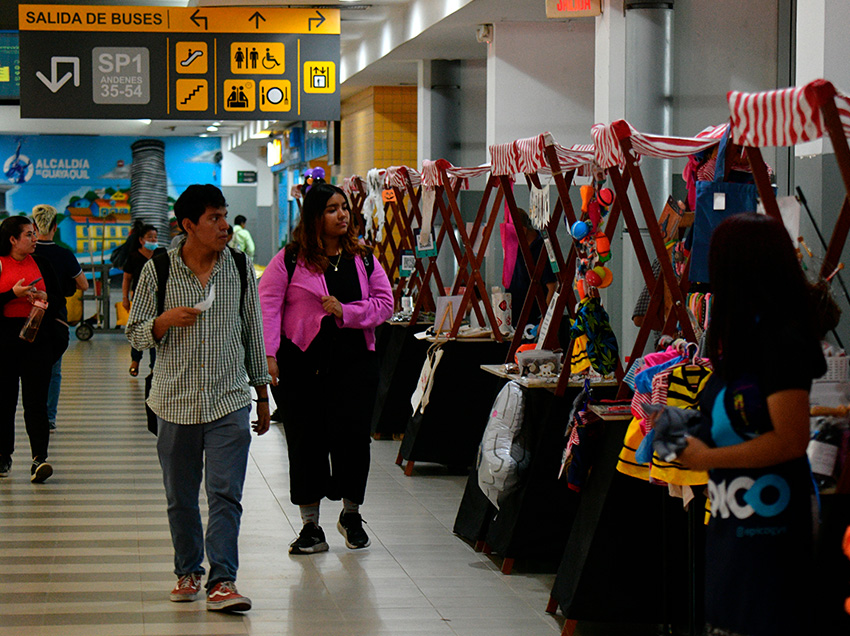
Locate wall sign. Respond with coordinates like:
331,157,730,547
545,0,602,18
237,170,257,184
18,4,340,120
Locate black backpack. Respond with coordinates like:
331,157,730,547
144,246,248,435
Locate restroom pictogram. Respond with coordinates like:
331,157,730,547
231,42,284,74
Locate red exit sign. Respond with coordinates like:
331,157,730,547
546,0,602,18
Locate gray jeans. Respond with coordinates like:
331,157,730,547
156,406,251,589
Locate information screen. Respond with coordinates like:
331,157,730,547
0,31,20,102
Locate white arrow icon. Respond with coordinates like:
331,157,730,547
36,57,80,93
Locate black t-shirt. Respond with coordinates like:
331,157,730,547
507,233,556,326
280,255,368,377
124,249,150,293
34,241,83,297
34,241,84,322
696,323,825,636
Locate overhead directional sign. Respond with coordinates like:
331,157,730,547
18,4,340,121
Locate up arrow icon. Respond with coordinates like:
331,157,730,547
36,57,80,93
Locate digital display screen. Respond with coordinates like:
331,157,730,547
0,31,20,101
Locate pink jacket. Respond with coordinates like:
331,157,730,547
258,248,394,355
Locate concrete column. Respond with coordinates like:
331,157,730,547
417,60,432,166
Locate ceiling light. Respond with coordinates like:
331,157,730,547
138,118,152,125
206,125,219,132
199,134,209,138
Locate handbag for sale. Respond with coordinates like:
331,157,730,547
689,128,759,283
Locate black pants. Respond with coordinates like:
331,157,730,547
130,346,156,368
0,322,53,461
277,344,378,506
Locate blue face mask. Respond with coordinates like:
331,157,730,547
144,241,158,251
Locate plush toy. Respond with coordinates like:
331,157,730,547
302,167,326,194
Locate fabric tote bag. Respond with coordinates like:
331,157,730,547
689,129,759,283
500,183,518,288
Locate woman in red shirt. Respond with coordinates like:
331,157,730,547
0,216,66,483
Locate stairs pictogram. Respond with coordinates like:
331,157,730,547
181,84,205,105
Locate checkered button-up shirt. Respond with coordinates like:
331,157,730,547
127,246,270,425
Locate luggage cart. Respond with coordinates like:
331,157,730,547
75,220,124,340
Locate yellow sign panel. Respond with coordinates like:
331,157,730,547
230,42,284,75
19,5,340,35
175,79,208,111
259,80,291,113
175,42,207,74
303,61,335,94
224,79,255,112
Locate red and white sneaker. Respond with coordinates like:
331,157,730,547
206,581,252,612
169,573,202,602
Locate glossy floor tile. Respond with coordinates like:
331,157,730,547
1,334,564,636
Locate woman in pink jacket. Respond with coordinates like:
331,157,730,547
259,180,393,555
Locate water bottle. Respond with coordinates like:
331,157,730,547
19,291,48,343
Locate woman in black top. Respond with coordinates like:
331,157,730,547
122,224,158,376
676,213,826,636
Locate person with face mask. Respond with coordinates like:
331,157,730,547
123,223,159,377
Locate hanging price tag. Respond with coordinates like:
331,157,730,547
541,228,560,274
399,250,415,277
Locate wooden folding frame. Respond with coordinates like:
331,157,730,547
436,166,507,341
729,79,850,282
383,166,438,313
596,121,738,397
488,133,627,396
728,79,850,495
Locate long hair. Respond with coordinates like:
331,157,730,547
0,216,33,257
288,180,365,272
706,213,819,379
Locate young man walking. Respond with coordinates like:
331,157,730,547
127,184,270,613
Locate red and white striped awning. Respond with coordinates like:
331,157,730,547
592,120,727,169
421,159,491,188
384,165,422,189
489,132,595,177
727,78,850,147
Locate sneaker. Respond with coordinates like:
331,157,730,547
289,522,329,555
48,421,56,434
169,573,202,602
337,511,370,549
30,459,53,483
0,456,11,478
206,581,251,612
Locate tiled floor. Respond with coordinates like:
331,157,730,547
1,334,564,636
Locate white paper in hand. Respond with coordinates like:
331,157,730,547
194,284,215,311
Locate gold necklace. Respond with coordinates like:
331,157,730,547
329,251,342,272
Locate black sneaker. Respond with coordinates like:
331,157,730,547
289,523,329,554
337,511,370,549
0,456,11,478
31,459,53,483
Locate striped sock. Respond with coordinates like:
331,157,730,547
300,504,319,526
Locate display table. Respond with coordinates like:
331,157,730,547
395,339,509,475
453,378,616,574
371,321,432,439
547,419,698,635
